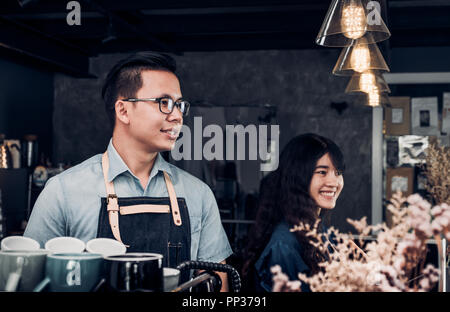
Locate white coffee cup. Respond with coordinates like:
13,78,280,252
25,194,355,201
1,236,40,251
163,267,180,292
45,237,85,253
86,238,126,257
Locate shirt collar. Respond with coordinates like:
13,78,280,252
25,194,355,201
106,139,173,182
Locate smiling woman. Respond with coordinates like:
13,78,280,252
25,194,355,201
241,133,345,292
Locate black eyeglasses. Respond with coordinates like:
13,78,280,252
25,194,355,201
122,97,190,116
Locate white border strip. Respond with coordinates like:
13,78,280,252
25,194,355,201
372,107,384,226
442,238,447,292
383,72,450,84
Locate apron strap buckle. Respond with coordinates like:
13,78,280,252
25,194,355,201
106,194,119,211
106,194,118,204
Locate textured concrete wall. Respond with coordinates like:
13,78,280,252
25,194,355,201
53,50,372,232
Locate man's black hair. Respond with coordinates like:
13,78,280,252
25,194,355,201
101,51,177,127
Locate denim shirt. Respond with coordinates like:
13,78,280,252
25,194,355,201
24,139,233,263
254,222,312,292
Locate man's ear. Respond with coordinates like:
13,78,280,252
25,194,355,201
115,100,130,125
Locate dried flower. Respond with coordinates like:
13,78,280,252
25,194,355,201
271,265,302,292
423,141,450,205
271,192,449,292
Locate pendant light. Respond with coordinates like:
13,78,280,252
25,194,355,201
345,70,391,94
366,89,391,107
316,0,391,47
332,35,390,76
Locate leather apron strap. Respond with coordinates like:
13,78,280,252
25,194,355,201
101,152,124,245
101,152,182,246
163,171,182,226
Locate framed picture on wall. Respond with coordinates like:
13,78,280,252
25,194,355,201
385,97,410,135
443,92,450,136
398,135,429,166
411,97,439,136
386,136,399,168
414,165,428,194
386,167,414,201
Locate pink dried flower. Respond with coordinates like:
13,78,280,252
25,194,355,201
431,216,449,235
431,221,443,236
271,265,302,292
275,193,446,292
407,194,423,205
417,223,433,238
423,265,440,284
419,278,430,290
437,216,449,228
396,241,410,255
417,264,440,291
346,217,369,235
418,200,432,211
407,194,432,211
431,205,444,217
393,258,405,273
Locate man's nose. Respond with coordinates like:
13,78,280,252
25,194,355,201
167,106,183,122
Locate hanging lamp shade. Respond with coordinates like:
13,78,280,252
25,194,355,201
332,35,390,76
316,0,391,47
345,71,391,94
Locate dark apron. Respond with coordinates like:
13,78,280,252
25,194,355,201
96,152,191,283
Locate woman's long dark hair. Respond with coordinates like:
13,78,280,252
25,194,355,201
242,133,345,286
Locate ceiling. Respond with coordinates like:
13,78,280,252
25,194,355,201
1,0,450,77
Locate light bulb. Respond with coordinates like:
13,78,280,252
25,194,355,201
1,146,6,168
341,1,367,39
367,85,380,106
350,44,371,73
359,72,376,93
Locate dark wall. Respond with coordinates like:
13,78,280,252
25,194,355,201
390,46,450,73
0,58,54,159
53,50,373,232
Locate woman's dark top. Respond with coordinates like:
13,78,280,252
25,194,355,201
254,221,311,292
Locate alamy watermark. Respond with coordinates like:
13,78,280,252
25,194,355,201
366,1,382,26
65,1,384,27
170,117,280,172
66,1,81,26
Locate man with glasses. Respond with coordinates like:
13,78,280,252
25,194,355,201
24,52,233,291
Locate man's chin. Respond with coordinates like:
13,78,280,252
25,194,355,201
157,143,176,152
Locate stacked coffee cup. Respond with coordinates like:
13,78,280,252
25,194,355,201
0,236,178,292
